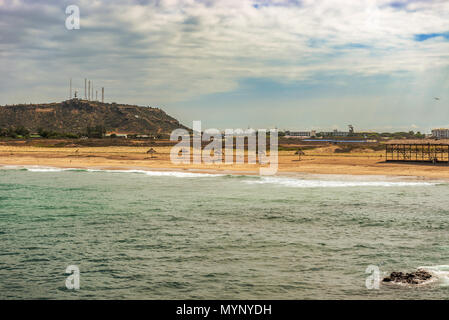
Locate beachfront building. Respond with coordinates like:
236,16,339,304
284,130,317,139
285,131,310,138
386,141,449,163
431,128,449,139
320,129,350,137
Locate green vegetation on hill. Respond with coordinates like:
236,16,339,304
0,99,187,138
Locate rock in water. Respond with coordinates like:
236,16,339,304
382,269,432,285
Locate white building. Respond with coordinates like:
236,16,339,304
287,131,310,137
320,129,350,137
431,128,449,139
284,130,316,139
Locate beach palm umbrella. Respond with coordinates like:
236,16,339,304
295,149,305,161
146,148,157,158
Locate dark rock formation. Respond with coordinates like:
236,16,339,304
382,269,432,285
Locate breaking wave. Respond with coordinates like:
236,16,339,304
243,176,438,188
418,265,449,286
86,169,224,178
0,165,443,186
0,165,223,178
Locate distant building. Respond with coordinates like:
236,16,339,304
284,130,316,139
431,128,449,139
285,131,311,137
320,129,350,137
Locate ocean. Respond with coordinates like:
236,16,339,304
1,166,449,299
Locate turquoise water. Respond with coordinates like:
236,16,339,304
1,167,449,299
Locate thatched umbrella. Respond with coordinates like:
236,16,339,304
295,149,305,161
146,148,157,158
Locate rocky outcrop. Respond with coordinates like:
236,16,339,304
382,269,432,285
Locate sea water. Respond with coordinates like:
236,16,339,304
1,166,449,299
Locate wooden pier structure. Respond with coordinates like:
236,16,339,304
386,141,449,163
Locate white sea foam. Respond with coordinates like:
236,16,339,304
27,167,72,172
144,171,223,178
418,265,449,286
86,168,223,178
0,165,27,170
0,165,443,185
0,165,76,172
0,165,222,178
243,176,438,188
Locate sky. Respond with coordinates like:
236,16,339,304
1,0,449,132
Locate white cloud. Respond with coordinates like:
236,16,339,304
1,0,449,108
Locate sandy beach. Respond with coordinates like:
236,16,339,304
1,144,449,180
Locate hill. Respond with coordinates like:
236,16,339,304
0,99,187,136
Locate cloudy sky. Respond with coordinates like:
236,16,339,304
1,0,449,132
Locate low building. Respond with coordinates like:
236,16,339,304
285,131,311,138
431,128,449,139
284,130,316,139
320,129,350,137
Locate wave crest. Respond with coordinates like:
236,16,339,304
243,176,438,188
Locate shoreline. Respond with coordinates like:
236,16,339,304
2,145,449,181
1,162,447,183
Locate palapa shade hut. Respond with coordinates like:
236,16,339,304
146,148,157,158
294,149,305,161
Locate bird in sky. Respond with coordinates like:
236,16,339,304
434,97,440,100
